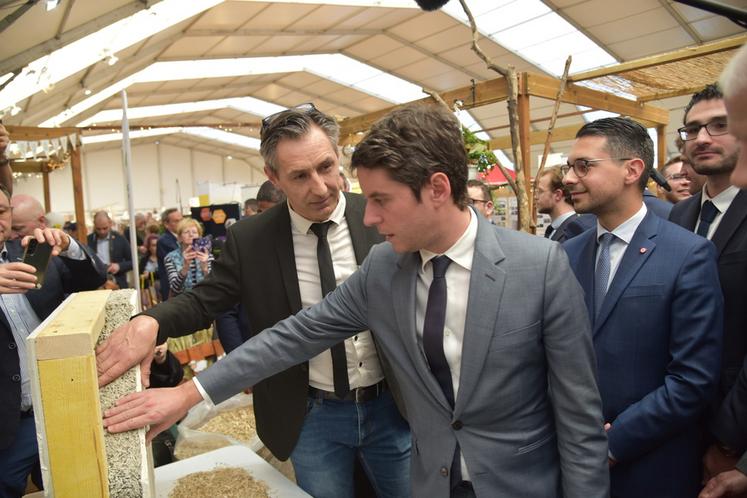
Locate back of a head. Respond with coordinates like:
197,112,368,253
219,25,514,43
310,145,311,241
576,117,653,190
351,104,468,207
542,166,573,205
256,180,286,204
11,194,45,221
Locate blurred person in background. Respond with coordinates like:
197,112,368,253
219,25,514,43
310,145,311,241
657,155,693,204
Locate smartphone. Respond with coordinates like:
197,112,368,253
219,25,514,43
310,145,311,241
22,239,53,289
192,236,212,253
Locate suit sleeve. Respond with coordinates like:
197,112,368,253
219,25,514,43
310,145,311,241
542,243,610,497
711,358,747,454
607,239,723,462
116,235,133,274
56,243,108,292
195,244,374,405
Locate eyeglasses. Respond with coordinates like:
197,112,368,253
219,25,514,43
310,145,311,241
467,198,489,206
665,173,689,182
677,119,729,141
261,102,316,132
560,157,631,178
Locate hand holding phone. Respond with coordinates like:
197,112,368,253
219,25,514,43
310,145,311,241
22,238,53,289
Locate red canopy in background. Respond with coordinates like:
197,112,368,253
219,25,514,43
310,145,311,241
478,166,516,185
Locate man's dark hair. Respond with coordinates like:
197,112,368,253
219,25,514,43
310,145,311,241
576,117,653,191
256,180,286,204
467,179,491,202
161,207,179,224
260,106,339,173
244,198,258,211
351,104,468,208
683,83,723,123
540,166,573,204
0,183,10,203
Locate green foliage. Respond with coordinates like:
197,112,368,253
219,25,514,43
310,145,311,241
462,126,497,173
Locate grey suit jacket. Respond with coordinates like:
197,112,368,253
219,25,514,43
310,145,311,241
197,214,609,498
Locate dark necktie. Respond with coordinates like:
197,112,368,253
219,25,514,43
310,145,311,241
544,224,555,239
422,255,454,407
594,233,614,319
696,200,719,239
310,222,349,398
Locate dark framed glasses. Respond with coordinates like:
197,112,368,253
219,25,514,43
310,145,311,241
560,157,631,178
677,119,729,141
261,102,316,131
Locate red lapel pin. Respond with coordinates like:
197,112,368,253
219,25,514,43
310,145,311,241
640,247,647,254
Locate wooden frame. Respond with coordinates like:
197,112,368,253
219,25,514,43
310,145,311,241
26,289,151,498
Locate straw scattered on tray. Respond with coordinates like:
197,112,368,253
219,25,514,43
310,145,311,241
168,467,270,498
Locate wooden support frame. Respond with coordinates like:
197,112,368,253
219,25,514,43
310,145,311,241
27,290,151,498
70,147,88,241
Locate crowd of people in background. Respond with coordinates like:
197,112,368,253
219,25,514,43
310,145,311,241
1,41,746,498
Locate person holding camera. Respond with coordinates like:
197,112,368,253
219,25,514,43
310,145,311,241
163,218,212,296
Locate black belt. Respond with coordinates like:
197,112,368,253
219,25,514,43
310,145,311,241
20,409,33,419
308,379,387,403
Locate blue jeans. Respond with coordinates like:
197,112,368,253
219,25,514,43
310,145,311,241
290,390,411,498
0,416,42,498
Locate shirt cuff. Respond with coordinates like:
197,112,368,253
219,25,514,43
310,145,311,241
60,238,85,260
192,377,215,408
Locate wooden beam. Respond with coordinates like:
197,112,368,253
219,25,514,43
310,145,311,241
7,125,79,141
489,124,581,150
525,73,670,125
339,77,509,138
517,90,533,220
569,33,747,82
657,125,667,170
42,168,51,213
70,148,87,241
638,85,709,102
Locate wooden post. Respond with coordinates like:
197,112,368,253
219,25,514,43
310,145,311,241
517,82,533,229
70,147,87,241
657,125,667,169
42,165,51,213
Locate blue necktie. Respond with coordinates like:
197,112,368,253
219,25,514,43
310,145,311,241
594,233,614,318
422,255,454,407
696,200,719,238
310,221,349,398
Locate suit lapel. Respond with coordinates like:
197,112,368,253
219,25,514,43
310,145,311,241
272,204,303,312
455,221,505,414
711,189,747,256
343,193,371,265
594,212,657,334
392,251,453,410
573,230,597,319
679,191,702,231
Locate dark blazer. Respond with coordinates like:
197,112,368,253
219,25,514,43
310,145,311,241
0,240,107,449
87,230,132,289
669,189,747,401
156,231,178,300
563,211,723,498
712,358,747,464
643,188,673,218
550,213,595,243
145,193,390,460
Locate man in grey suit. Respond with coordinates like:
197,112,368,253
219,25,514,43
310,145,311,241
99,104,609,498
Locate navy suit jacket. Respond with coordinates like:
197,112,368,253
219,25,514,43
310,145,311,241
0,240,106,449
670,189,747,402
87,230,132,288
563,210,723,498
549,213,595,243
643,188,673,218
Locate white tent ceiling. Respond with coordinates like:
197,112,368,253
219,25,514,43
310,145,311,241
0,0,744,174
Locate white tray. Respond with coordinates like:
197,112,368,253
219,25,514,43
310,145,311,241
154,445,310,498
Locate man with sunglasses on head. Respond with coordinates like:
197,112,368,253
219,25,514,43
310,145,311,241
98,104,411,498
562,116,723,498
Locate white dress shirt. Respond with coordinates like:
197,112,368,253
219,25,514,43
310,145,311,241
416,208,478,480
288,193,383,392
595,203,648,293
696,185,739,240
96,237,110,265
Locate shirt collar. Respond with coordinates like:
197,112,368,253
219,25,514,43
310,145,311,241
552,210,576,229
419,208,477,273
288,192,346,235
596,203,647,245
701,184,739,215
